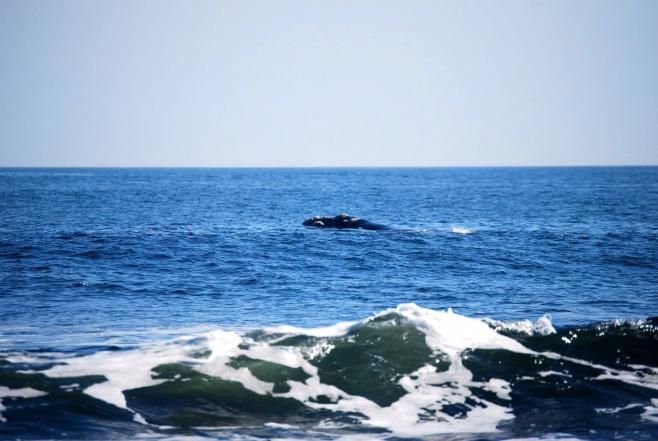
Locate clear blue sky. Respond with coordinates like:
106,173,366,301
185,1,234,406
1,0,657,167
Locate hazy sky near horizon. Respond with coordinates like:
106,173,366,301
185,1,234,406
1,0,657,167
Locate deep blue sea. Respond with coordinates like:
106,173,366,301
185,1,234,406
1,167,657,440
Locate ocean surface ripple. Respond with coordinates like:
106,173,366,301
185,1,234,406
0,167,657,439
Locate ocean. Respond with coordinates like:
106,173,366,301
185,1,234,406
0,167,656,440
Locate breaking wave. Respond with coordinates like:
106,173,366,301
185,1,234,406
1,305,657,440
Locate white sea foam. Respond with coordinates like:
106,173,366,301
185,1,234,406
538,371,571,378
5,351,70,364
641,398,658,423
593,369,658,391
595,403,644,414
481,378,512,400
60,383,80,391
31,304,538,436
264,422,299,429
543,353,658,392
504,435,585,441
628,364,658,374
451,226,473,234
389,304,532,356
27,304,655,437
0,386,47,422
42,340,187,409
485,314,556,336
264,319,363,338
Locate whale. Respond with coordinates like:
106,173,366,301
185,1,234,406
302,214,390,230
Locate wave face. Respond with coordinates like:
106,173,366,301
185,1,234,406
1,167,658,439
1,305,657,440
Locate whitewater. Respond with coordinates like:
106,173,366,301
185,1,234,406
1,167,657,439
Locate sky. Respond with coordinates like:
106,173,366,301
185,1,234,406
0,0,657,167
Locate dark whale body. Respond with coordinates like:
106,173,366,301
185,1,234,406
303,214,390,230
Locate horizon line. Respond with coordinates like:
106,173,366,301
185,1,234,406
0,164,657,169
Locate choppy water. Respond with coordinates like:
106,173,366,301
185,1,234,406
1,167,657,440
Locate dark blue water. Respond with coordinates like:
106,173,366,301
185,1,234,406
1,167,657,440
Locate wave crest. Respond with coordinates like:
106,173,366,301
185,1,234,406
2,305,657,438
